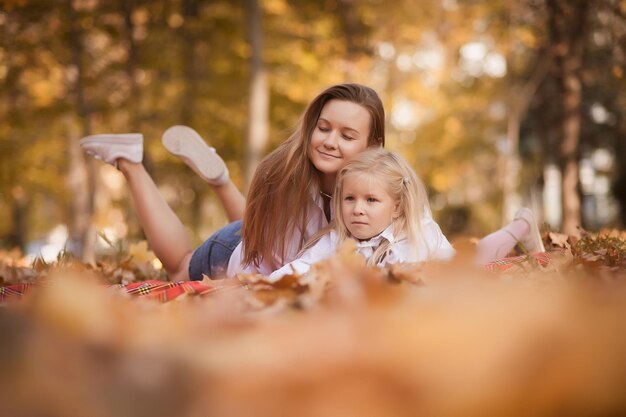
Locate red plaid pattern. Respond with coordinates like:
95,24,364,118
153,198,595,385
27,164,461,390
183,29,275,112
484,251,556,272
113,279,244,302
0,283,34,302
0,279,244,303
0,252,567,303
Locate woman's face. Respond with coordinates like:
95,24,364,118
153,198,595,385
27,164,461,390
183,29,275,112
308,99,371,183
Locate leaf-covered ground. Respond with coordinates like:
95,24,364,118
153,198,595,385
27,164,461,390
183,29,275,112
1,230,626,417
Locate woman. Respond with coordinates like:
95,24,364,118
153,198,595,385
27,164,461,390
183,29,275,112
81,83,385,280
82,83,544,280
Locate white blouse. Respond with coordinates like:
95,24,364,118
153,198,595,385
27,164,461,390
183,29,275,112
226,188,331,277
268,217,455,282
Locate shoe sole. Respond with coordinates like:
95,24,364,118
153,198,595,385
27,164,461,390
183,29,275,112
80,133,143,146
162,125,227,184
79,133,143,164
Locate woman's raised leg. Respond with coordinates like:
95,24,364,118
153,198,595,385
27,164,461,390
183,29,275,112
118,160,193,281
209,181,246,222
162,125,246,221
81,134,192,280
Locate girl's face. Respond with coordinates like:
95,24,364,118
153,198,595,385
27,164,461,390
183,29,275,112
341,174,399,240
309,100,371,184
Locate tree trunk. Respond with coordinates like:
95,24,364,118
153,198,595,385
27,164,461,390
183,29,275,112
547,0,589,235
244,0,269,190
2,11,28,252
181,0,199,127
8,187,27,251
337,0,361,80
181,0,204,241
122,0,140,133
614,112,626,226
502,51,551,224
66,0,96,262
121,0,146,239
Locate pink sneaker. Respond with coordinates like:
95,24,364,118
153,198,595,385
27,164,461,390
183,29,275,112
162,125,229,186
514,208,546,254
80,133,143,165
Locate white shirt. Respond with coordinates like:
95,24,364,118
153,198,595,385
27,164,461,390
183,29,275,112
268,216,455,282
226,188,331,277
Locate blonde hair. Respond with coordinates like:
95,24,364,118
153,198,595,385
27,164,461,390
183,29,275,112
241,84,385,270
332,148,431,266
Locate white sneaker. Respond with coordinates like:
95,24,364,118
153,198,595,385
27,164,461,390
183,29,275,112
514,207,546,254
162,125,229,186
80,133,143,165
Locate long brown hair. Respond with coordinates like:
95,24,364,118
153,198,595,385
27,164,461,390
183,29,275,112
241,83,385,270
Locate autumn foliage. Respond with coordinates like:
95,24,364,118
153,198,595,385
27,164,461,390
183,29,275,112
1,231,626,417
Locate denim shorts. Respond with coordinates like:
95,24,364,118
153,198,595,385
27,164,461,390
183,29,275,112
188,220,242,280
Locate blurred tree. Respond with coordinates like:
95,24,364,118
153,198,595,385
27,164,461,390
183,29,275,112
523,0,626,232
1,6,27,250
65,0,97,261
1,0,624,256
546,0,590,235
179,0,208,238
244,0,269,189
581,0,626,228
501,0,551,223
1,1,69,253
120,0,141,133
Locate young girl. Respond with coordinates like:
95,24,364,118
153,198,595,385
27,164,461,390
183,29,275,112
81,83,543,281
268,148,456,281
80,83,385,280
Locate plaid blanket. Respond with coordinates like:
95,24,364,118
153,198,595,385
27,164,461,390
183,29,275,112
0,283,32,303
0,251,564,303
0,279,244,303
113,279,244,302
483,251,558,272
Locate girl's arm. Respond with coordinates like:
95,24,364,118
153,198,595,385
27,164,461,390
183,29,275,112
267,233,337,282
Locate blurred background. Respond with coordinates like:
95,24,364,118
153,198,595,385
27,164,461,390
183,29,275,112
0,0,624,263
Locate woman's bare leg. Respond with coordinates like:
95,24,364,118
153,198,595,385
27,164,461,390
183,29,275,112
118,160,192,281
212,181,246,221
162,125,246,222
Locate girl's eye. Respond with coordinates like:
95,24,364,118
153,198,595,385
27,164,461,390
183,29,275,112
344,196,355,201
342,134,355,141
317,125,330,132
367,197,379,203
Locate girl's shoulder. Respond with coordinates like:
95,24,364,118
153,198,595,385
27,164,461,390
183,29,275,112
419,216,456,261
420,215,445,236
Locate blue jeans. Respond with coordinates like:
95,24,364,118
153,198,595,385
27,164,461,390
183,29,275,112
188,220,242,280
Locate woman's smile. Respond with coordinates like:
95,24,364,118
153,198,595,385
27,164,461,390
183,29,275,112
317,149,341,159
